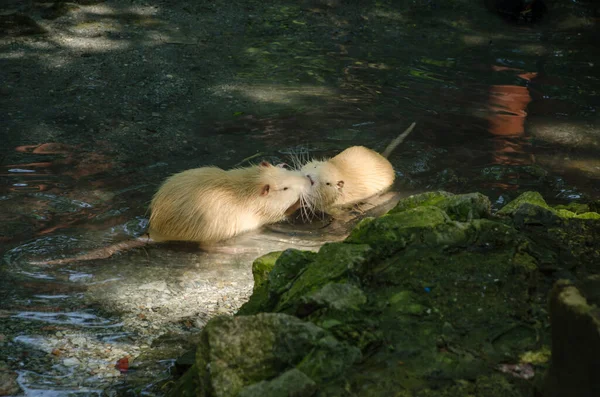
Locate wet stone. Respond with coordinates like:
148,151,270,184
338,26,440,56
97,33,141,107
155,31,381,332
63,357,81,367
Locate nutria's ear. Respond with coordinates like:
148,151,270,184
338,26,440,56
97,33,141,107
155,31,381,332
276,163,288,169
261,184,270,196
259,161,272,167
337,180,344,189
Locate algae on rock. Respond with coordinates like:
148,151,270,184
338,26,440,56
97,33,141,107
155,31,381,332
194,313,360,397
172,191,600,396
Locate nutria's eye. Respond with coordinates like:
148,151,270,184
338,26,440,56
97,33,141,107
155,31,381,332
326,182,331,186
283,187,289,191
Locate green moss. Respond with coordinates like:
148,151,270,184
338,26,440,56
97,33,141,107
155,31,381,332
574,212,600,220
388,290,428,315
520,346,551,365
390,191,455,214
497,191,549,216
513,252,539,272
239,249,316,315
195,313,360,396
552,208,600,219
251,251,283,292
474,374,523,397
390,192,491,222
346,206,449,254
182,191,600,396
499,193,600,221
300,283,367,312
268,249,318,295
554,202,589,214
275,243,372,313
238,369,316,397
437,192,492,221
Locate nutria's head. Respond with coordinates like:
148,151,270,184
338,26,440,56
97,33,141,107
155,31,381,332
255,161,311,219
300,159,344,211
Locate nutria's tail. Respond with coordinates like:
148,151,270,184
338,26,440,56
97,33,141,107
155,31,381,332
381,122,416,158
31,238,150,266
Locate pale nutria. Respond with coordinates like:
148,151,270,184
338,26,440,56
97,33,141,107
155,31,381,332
35,161,311,265
301,122,416,215
148,161,310,243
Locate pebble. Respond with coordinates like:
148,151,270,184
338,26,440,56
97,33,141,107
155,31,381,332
71,337,87,347
138,281,169,291
63,358,80,367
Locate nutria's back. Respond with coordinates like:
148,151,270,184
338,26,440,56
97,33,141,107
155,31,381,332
148,164,310,243
329,146,395,206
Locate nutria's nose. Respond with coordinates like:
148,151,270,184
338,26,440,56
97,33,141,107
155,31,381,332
307,175,314,186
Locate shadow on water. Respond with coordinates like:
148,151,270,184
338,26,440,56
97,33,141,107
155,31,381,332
1,0,600,394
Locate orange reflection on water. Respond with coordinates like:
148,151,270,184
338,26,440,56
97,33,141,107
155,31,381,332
485,71,536,165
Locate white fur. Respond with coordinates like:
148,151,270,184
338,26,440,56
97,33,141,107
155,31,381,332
301,146,395,212
149,162,310,243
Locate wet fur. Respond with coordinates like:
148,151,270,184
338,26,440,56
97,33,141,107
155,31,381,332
149,162,310,242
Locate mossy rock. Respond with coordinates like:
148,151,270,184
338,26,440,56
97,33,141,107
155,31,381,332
251,251,283,293
499,191,600,221
390,191,455,214
274,243,372,313
174,191,600,396
194,313,360,397
346,206,449,255
168,363,200,397
239,249,316,315
497,191,549,216
391,191,491,222
554,202,590,214
238,369,316,397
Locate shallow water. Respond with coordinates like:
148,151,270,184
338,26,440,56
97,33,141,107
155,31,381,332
1,0,599,395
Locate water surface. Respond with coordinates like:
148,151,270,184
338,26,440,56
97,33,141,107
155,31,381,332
1,0,599,394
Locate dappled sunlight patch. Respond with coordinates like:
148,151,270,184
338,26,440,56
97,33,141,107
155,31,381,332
536,154,600,178
369,9,406,22
212,84,338,105
529,121,600,149
517,43,548,56
557,15,594,30
438,16,472,31
74,3,157,18
462,34,489,46
55,35,131,51
69,20,121,35
0,49,26,59
7,2,176,54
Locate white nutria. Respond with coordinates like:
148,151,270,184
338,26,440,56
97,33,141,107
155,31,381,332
148,161,310,242
36,161,310,265
300,122,416,214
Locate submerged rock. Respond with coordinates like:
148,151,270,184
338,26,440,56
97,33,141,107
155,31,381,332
173,191,600,396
